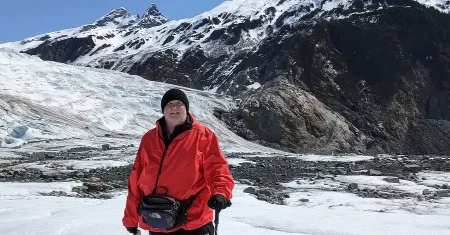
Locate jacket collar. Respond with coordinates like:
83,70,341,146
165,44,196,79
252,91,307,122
156,113,197,146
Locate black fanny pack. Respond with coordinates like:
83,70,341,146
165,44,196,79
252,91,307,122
138,192,198,230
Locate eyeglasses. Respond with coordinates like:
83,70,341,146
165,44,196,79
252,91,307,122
165,101,185,109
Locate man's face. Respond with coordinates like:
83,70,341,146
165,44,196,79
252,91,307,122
163,100,187,126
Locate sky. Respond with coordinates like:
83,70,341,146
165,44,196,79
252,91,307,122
0,0,226,43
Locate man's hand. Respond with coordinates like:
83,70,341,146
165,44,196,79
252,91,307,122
208,194,231,211
125,227,138,234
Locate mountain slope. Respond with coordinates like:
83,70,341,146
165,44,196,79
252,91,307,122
0,48,276,153
219,4,450,154
1,0,450,155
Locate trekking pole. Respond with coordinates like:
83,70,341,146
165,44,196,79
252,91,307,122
214,209,220,235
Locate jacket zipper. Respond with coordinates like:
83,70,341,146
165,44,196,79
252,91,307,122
152,129,191,194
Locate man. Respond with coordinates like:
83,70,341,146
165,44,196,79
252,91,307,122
123,88,234,235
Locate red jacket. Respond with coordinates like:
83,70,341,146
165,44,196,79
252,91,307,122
122,114,234,233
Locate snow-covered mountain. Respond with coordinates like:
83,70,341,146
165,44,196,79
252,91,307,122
88,8,137,29
2,0,448,77
1,0,450,156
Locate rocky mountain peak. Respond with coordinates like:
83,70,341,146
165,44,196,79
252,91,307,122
94,7,134,27
144,3,160,16
134,3,169,28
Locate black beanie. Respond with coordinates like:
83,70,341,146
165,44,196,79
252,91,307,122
161,88,189,113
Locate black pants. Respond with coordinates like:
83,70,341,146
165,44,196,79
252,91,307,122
149,222,214,235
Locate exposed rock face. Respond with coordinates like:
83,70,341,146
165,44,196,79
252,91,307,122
220,81,366,154
405,119,450,155
134,4,169,28
25,37,95,63
217,6,450,155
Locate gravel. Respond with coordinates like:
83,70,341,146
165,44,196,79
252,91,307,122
2,147,450,204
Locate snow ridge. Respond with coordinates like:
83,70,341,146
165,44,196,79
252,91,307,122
0,0,448,73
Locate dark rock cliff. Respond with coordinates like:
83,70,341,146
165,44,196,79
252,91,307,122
218,6,450,155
